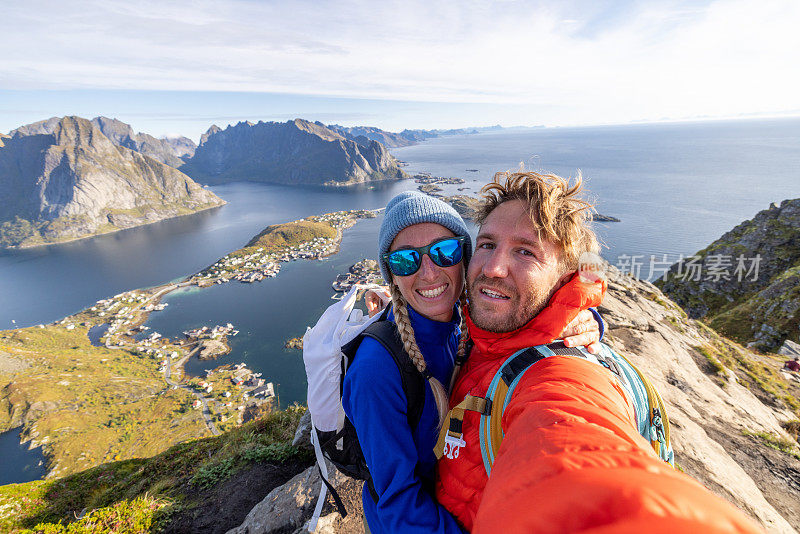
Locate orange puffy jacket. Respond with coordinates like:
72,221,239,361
436,274,762,533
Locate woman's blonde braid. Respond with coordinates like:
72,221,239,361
448,282,469,393
390,283,450,428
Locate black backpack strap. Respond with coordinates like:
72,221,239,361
357,320,426,431
497,341,604,387
318,465,348,518
338,313,426,504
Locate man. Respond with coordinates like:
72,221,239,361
436,171,762,533
784,356,800,372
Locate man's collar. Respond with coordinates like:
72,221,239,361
465,272,606,358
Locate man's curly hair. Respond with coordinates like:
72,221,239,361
474,171,600,270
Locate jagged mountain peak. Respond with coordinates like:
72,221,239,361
91,116,135,138
181,118,406,186
10,115,192,167
0,116,224,248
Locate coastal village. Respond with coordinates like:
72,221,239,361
413,172,466,185
190,209,376,287
29,209,381,449
332,258,384,293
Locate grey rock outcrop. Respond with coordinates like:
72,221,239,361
0,116,225,248
180,119,407,186
292,411,313,451
227,461,364,534
779,340,800,357
600,264,798,532
657,198,800,352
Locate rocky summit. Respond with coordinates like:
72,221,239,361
0,116,225,248
10,116,196,168
180,119,407,186
658,199,800,352
327,124,415,148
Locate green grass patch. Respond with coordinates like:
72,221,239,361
0,406,310,532
22,494,170,534
0,324,207,476
246,220,336,251
694,344,726,375
742,429,800,460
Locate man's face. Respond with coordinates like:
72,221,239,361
467,199,568,333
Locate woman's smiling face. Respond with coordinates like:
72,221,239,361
390,223,464,322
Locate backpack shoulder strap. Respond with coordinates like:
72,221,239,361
342,316,426,431
477,341,674,476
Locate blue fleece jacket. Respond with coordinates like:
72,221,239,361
342,304,466,534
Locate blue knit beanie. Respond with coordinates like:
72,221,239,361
378,191,472,281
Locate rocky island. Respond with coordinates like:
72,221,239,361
331,258,383,293
0,116,225,249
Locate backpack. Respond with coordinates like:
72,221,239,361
302,284,425,531
434,341,673,474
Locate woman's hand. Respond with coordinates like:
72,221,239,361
365,287,391,317
560,309,601,354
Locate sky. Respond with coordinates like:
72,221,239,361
2,0,799,141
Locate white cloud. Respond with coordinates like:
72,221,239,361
1,0,799,125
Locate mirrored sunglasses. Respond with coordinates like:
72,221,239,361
382,236,466,277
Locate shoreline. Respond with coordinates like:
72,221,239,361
3,200,227,251
0,208,377,478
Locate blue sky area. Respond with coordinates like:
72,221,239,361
2,0,799,140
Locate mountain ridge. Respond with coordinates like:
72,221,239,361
10,116,197,168
180,119,407,186
0,116,224,248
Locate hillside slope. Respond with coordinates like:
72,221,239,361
598,265,799,532
0,116,224,248
657,199,800,351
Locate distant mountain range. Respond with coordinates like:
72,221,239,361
0,115,504,247
328,124,503,148
180,119,407,186
0,116,224,248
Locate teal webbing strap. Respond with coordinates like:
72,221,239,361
479,347,544,476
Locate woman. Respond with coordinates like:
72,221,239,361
342,191,599,533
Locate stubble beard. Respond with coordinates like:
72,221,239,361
467,274,552,333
